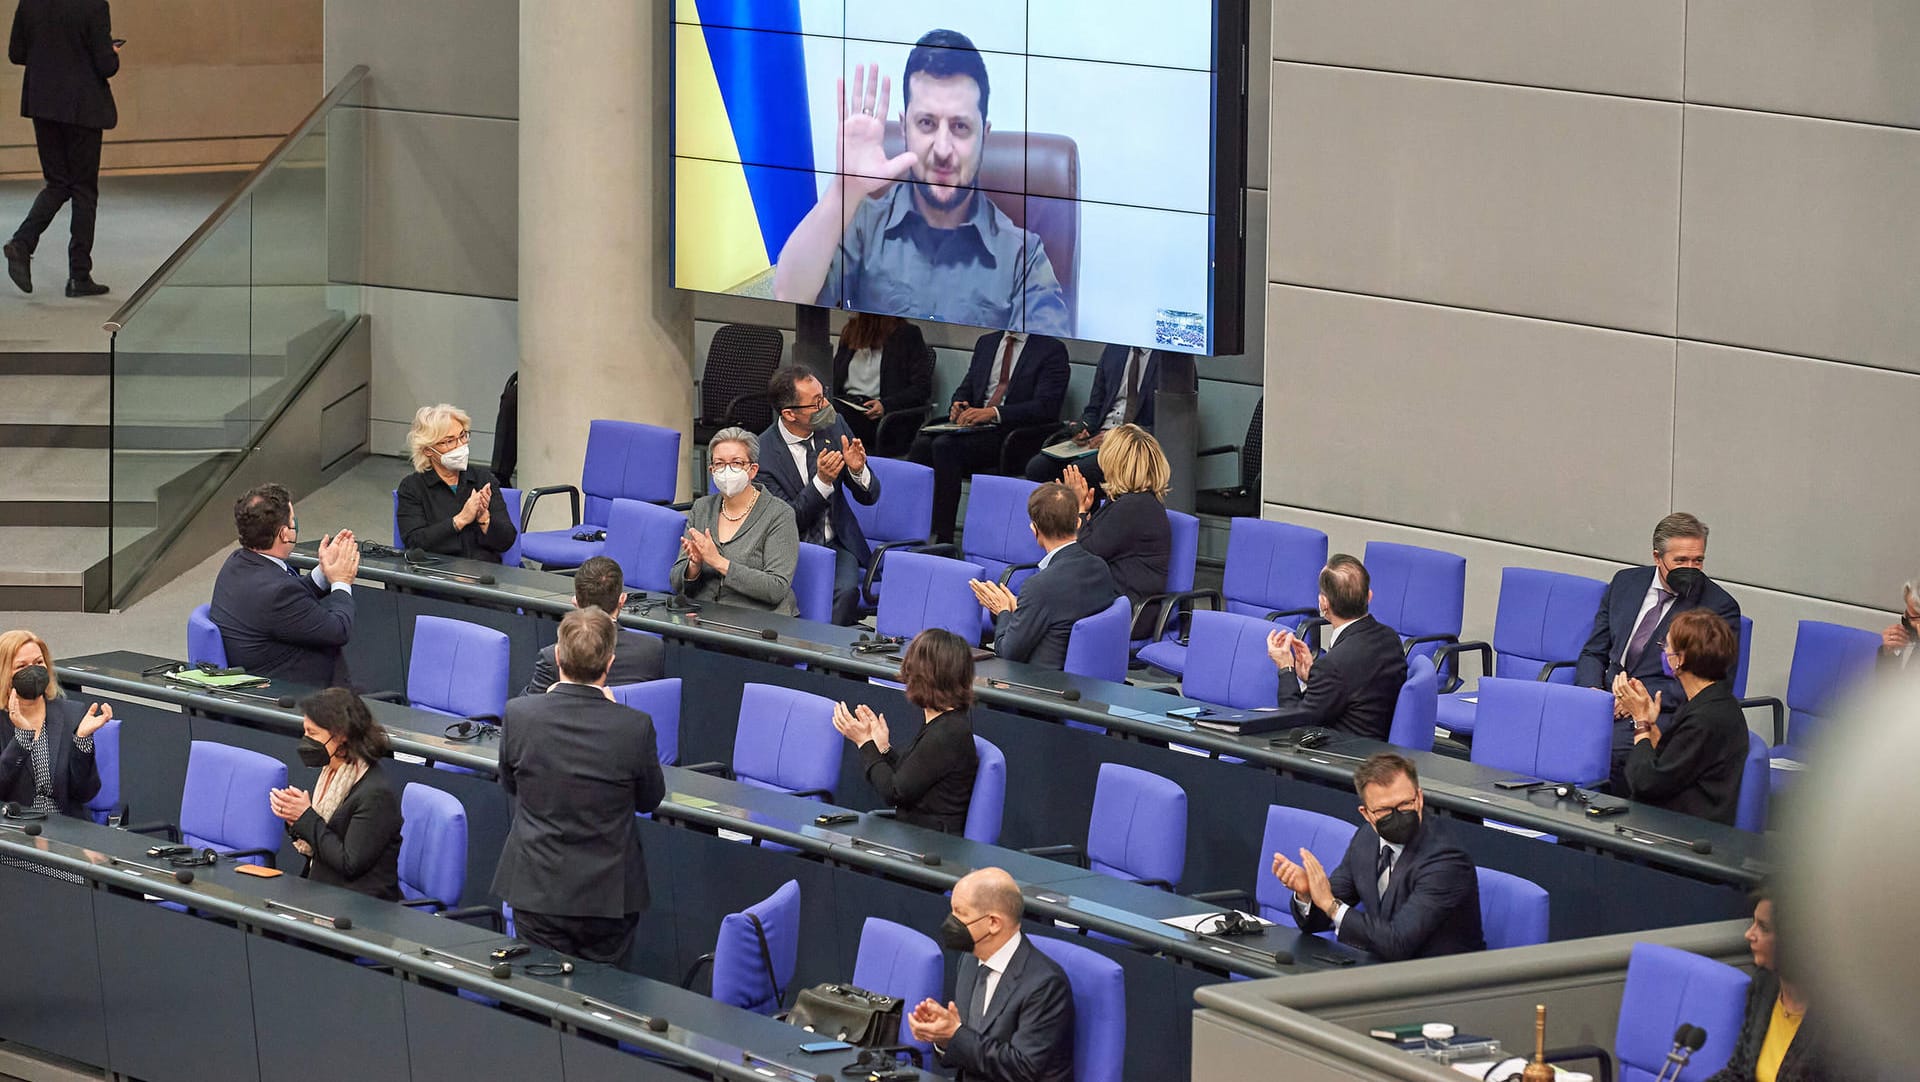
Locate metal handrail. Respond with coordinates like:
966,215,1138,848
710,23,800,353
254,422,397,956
103,64,369,334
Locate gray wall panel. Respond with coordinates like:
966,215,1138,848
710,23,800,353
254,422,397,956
1672,342,1920,610
325,0,519,119
365,288,519,461
1273,0,1684,100
1269,64,1681,335
359,110,519,300
1678,106,1920,373
1686,0,1920,129
1264,286,1675,563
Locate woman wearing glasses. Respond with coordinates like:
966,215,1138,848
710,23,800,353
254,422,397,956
396,403,518,563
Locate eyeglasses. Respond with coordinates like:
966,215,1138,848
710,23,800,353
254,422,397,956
432,430,471,452
1363,798,1417,819
711,459,752,471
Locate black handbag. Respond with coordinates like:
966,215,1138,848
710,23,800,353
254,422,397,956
785,983,905,1046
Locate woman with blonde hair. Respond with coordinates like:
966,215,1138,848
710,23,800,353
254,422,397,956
0,629,110,818
1064,424,1172,636
396,403,517,562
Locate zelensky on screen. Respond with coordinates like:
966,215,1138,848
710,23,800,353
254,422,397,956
672,0,1248,356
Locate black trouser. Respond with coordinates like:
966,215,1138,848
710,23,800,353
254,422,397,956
512,908,641,968
12,119,104,277
907,426,1006,544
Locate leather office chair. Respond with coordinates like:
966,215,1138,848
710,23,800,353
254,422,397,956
1192,804,1357,930
1388,654,1439,753
186,603,229,668
852,917,943,1050
849,455,936,607
883,124,1081,333
1136,517,1326,677
1469,678,1614,787
1028,763,1186,890
694,323,783,448
397,783,468,912
1435,567,1607,738
603,497,688,595
687,684,840,801
1364,541,1467,677
1544,942,1748,1082
1195,399,1263,520
84,718,125,825
690,879,802,1016
609,678,681,766
1063,596,1132,684
874,550,989,643
1030,936,1126,1082
791,542,836,624
1179,610,1282,710
1477,867,1549,950
519,419,682,570
964,735,1007,846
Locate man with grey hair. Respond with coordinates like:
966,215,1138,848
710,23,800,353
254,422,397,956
1577,512,1741,788
909,867,1074,1082
1879,578,1920,672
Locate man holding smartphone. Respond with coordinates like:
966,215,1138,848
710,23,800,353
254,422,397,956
1880,578,1920,672
6,0,120,298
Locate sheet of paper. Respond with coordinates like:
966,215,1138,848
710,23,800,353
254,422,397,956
1159,911,1275,933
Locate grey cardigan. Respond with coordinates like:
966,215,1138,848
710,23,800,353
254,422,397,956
670,486,799,616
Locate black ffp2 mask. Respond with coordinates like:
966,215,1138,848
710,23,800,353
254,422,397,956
11,665,49,701
939,913,980,954
1372,807,1419,847
296,736,332,768
1664,567,1706,601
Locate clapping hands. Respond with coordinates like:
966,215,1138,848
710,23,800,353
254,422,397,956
316,530,360,586
969,579,1018,616
831,701,890,752
1270,847,1333,910
1265,628,1313,678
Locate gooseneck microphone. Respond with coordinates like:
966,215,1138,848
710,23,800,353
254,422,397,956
1651,1024,1707,1082
692,615,779,641
1613,824,1713,855
0,820,42,838
983,677,1082,702
402,548,497,586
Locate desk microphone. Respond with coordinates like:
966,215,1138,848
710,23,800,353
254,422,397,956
0,820,42,838
983,678,1081,702
420,944,511,979
1613,824,1713,855
1652,1023,1706,1082
694,617,779,641
580,996,670,1033
108,855,194,884
403,548,497,586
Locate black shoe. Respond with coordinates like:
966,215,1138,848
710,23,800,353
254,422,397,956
65,277,109,298
2,243,29,294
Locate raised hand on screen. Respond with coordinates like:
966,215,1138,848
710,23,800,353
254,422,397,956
838,63,918,199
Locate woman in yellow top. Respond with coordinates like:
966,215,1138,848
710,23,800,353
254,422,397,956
1706,889,1826,1082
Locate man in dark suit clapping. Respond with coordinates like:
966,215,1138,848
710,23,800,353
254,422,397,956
524,555,665,694
209,483,359,688
970,483,1119,671
1265,554,1408,740
6,0,120,297
758,365,882,625
494,608,666,966
910,329,1068,544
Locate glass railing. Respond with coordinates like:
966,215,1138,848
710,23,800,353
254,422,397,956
104,66,368,607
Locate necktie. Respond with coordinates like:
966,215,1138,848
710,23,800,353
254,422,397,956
1375,844,1394,896
1120,348,1144,424
1622,588,1675,671
984,335,1019,408
966,959,990,1025
802,436,830,545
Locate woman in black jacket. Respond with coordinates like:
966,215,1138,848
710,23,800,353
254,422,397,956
1065,424,1171,637
831,629,979,834
0,629,108,818
1615,609,1749,826
269,688,403,900
1706,890,1829,1082
830,314,931,455
396,402,517,563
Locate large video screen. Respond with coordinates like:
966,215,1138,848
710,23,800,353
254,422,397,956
672,0,1248,355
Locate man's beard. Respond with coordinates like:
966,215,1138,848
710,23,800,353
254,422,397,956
913,172,976,214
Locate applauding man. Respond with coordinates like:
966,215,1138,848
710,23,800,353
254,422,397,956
758,366,881,624
971,483,1118,670
1264,554,1407,739
210,483,359,687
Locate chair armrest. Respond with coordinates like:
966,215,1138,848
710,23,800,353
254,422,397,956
667,500,696,512
995,422,1064,475
123,821,180,842
996,562,1042,587
721,390,769,426
788,787,834,801
438,905,506,933
223,847,278,869
681,952,715,990
1401,633,1458,660
681,761,732,778
363,690,409,705
399,897,446,912
1196,443,1239,459
876,405,934,448
861,539,935,607
1190,888,1254,908
1740,695,1787,747
1132,877,1175,891
1021,843,1087,866
1540,1044,1613,1082
1146,588,1220,645
1297,616,1329,651
868,808,898,819
522,485,582,531
1264,606,1318,623
1431,639,1492,694
1537,659,1579,682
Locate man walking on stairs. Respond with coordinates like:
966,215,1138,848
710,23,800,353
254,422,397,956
6,0,120,298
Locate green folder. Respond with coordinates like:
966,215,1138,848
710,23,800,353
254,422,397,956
167,669,270,690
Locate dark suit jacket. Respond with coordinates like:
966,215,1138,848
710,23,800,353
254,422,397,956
1296,816,1485,962
1077,491,1169,636
492,682,665,918
210,548,355,688
0,698,101,818
993,543,1120,670
395,466,517,563
1076,344,1161,432
945,935,1076,1082
525,628,665,696
1704,968,1830,1082
857,709,977,834
755,418,881,564
1623,680,1746,826
289,759,402,901
951,332,1070,430
1577,565,1743,708
1272,615,1408,740
9,0,117,129
832,321,932,413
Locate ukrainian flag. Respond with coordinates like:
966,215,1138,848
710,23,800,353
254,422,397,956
677,0,819,293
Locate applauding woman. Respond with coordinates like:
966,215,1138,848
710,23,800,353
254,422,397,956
269,688,403,899
1065,424,1172,637
0,630,108,818
672,427,799,616
1615,609,1748,826
832,629,979,834
396,403,518,563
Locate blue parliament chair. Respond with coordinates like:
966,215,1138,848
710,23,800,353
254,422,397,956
1192,804,1358,929
1136,517,1327,676
686,684,840,801
406,615,511,724
602,497,687,595
1476,867,1549,950
1029,935,1126,1082
1363,541,1466,674
129,741,286,866
849,456,936,606
1546,942,1748,1082
84,718,125,824
1729,614,1754,699
791,542,836,624
396,783,468,912
965,736,1008,846
1434,567,1607,737
1387,654,1439,753
1741,618,1880,753
874,550,989,643
519,419,682,570
1064,596,1133,684
1179,609,1282,710
186,603,229,668
1468,678,1613,787
1736,731,1769,833
1130,508,1200,652
609,678,681,766
852,917,943,1049
1027,763,1187,890
965,474,1044,635
687,879,802,1016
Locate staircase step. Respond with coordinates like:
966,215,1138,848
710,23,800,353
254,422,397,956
0,446,106,502
0,352,110,377
0,527,108,586
0,373,109,427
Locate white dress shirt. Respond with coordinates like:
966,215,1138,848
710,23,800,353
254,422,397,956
974,931,1023,1019
261,551,349,593
844,347,883,398
778,422,871,545
986,333,1029,421
1036,540,1073,570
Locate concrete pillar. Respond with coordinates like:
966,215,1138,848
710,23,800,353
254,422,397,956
519,1,692,518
